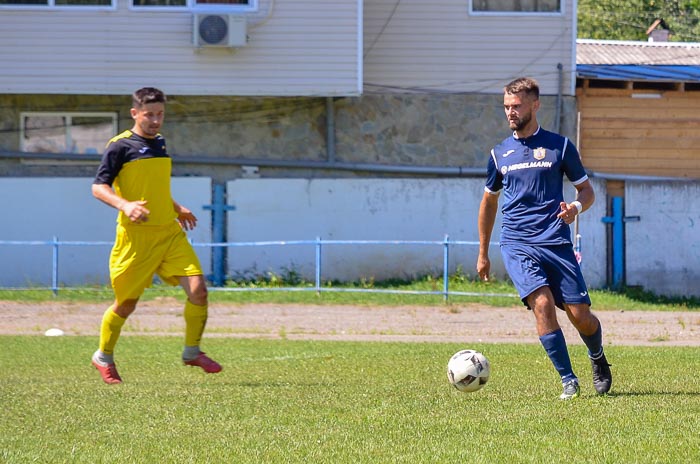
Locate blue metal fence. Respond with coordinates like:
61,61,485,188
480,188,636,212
0,236,515,301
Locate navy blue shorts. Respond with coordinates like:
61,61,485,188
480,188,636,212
500,243,591,310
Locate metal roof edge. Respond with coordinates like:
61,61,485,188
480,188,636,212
577,38,700,48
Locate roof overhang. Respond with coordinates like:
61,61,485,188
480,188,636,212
577,64,700,82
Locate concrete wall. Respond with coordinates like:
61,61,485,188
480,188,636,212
0,178,211,287
225,178,502,282
625,181,700,298
579,177,607,290
0,176,603,291
223,176,607,289
1,176,697,298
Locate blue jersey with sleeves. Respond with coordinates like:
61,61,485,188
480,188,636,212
484,126,588,245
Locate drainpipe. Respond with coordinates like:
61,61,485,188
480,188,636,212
326,97,336,163
555,62,563,133
0,151,485,177
175,156,485,176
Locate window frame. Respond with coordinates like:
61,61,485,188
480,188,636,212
129,0,257,12
0,0,116,11
468,0,564,17
20,111,118,155
0,0,256,10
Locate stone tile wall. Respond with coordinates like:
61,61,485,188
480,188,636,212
0,94,577,181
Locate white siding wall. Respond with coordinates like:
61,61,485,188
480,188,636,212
363,0,576,95
1,0,576,97
0,0,361,96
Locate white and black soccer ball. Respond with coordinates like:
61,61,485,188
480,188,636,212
447,349,490,393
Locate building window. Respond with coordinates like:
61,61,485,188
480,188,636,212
0,0,252,7
0,0,113,6
196,0,250,4
131,0,186,6
470,0,561,14
21,113,117,155
131,0,255,8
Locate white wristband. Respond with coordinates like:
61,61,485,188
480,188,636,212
571,200,583,215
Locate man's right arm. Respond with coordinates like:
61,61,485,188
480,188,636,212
92,183,150,224
477,191,499,281
92,183,126,211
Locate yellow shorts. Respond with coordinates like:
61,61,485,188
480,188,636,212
109,221,203,303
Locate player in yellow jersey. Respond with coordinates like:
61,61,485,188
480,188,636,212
91,87,221,384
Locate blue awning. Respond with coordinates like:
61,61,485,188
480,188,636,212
577,64,700,82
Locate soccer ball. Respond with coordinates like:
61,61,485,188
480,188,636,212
446,349,490,393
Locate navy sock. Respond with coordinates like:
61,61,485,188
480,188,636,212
580,322,604,360
539,329,577,383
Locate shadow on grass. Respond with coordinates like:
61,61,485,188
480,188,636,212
595,390,700,398
236,381,331,388
614,286,700,310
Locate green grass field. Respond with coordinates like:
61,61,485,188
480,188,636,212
1,336,698,463
1,279,698,312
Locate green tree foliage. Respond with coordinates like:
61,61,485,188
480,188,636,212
578,0,700,42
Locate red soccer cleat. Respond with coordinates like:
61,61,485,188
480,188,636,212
92,358,123,384
184,352,222,374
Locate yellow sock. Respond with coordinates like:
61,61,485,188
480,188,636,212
99,306,126,355
184,300,208,347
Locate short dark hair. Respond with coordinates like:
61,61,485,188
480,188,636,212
504,77,539,100
132,87,166,108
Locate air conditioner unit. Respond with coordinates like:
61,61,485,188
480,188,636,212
193,14,247,48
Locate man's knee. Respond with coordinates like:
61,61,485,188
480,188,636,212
186,276,208,305
528,287,555,313
113,299,139,318
191,285,208,305
566,304,599,334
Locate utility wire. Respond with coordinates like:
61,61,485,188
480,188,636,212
363,0,402,60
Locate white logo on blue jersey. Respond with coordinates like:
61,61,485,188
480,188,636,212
506,161,553,172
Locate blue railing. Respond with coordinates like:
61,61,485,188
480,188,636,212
0,236,514,301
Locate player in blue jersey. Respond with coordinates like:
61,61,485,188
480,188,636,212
477,77,612,399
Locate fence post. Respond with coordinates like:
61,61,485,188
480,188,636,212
443,234,449,302
203,183,236,287
52,236,59,296
315,236,322,295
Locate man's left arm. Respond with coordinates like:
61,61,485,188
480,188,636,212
559,139,595,224
558,180,594,224
173,200,198,231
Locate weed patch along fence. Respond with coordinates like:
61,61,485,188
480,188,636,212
0,236,516,301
